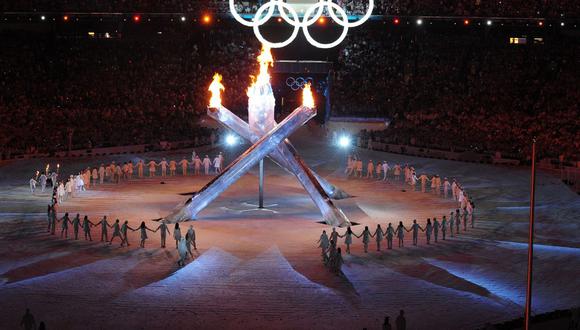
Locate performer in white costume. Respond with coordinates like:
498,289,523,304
29,177,37,194
213,155,222,174
159,158,168,178
382,161,390,181
147,160,157,177
202,155,211,175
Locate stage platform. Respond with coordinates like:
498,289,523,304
0,130,579,329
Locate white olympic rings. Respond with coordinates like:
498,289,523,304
229,0,374,49
286,76,314,91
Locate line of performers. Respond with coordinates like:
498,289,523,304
345,155,475,213
44,206,198,267
318,209,474,272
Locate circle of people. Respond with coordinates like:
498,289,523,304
318,154,475,273
44,206,198,267
345,154,474,213
29,150,225,205
319,209,474,274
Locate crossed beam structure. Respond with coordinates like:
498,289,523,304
165,103,352,227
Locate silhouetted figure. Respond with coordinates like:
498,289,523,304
317,230,330,260
20,308,36,330
120,220,134,247
71,213,81,240
155,220,171,248
441,216,448,240
361,226,371,253
382,316,392,330
98,216,110,242
59,212,70,238
424,218,432,244
186,225,197,250
38,321,46,330
338,226,355,254
396,310,406,330
409,219,423,246
396,221,407,247
82,215,93,241
331,247,344,274
109,219,122,245
385,223,395,249
174,223,182,249
137,221,154,248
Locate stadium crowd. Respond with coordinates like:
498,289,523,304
2,0,580,18
334,29,580,161
1,26,579,162
0,29,258,157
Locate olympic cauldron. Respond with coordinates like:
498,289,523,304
165,46,351,227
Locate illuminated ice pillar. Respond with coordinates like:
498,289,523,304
248,75,276,135
208,105,351,226
208,105,348,199
251,64,350,199
165,105,316,223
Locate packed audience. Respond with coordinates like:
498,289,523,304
334,28,580,161
2,26,579,163
3,0,580,18
0,29,258,157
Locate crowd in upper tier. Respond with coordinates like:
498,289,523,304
2,0,580,18
0,29,258,157
1,26,579,163
333,29,580,161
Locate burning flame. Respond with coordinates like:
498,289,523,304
248,45,274,94
208,73,225,108
302,83,315,108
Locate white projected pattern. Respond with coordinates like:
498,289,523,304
229,0,374,48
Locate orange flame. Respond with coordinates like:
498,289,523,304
208,73,225,108
302,83,315,108
248,45,273,94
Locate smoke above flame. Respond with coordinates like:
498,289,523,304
208,73,225,108
302,82,314,108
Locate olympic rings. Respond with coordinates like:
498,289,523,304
229,0,374,49
286,77,314,91
303,1,349,49
253,0,301,48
